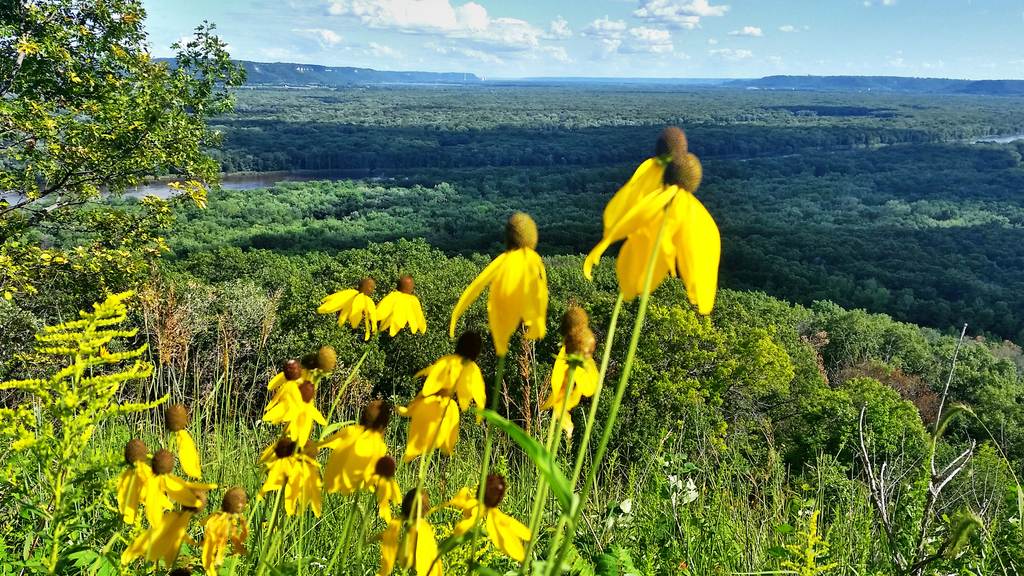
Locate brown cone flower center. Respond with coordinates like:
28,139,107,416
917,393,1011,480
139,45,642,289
274,438,296,459
359,278,376,297
152,449,175,475
559,307,590,339
483,473,507,509
401,488,429,519
221,486,248,514
360,399,392,431
124,439,147,464
505,213,538,251
565,325,597,358
663,153,702,193
169,569,193,576
455,331,483,362
165,404,188,432
655,126,688,159
317,346,337,372
299,381,316,403
284,359,303,380
375,455,397,478
397,275,414,294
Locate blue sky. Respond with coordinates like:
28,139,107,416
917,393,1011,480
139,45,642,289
142,0,1024,79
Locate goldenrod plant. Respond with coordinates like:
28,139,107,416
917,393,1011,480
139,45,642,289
0,291,162,573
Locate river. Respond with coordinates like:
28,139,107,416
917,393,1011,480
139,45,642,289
1,169,384,203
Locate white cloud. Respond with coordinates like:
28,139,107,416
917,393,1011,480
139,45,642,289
325,0,544,49
863,0,897,6
707,38,717,44
921,60,944,69
632,0,729,30
709,48,752,61
778,25,796,32
889,57,907,67
540,45,574,63
368,41,402,57
293,28,343,48
581,16,628,37
621,26,674,53
728,26,762,37
547,16,572,39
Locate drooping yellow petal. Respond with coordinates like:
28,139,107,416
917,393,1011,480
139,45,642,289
583,186,676,280
318,289,359,314
487,508,530,562
602,158,666,236
201,512,231,576
449,253,506,338
615,222,675,302
177,429,202,480
673,191,721,315
398,396,460,461
412,519,442,576
453,359,485,414
418,355,461,397
376,519,402,576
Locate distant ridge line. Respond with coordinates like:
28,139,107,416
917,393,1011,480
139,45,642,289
157,58,482,86
724,75,1024,95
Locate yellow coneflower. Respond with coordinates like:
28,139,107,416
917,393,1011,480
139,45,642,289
376,516,402,576
449,213,548,357
122,492,207,567
200,487,250,576
415,332,485,415
259,439,323,517
165,403,202,479
377,275,427,336
583,127,720,313
319,278,378,340
320,400,391,495
263,379,327,447
447,475,531,562
397,394,459,462
145,449,216,528
117,439,153,525
369,456,402,522
541,309,600,436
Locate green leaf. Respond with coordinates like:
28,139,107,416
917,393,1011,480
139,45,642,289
477,408,574,513
774,523,795,534
436,530,474,558
766,545,788,558
469,561,506,576
594,547,640,576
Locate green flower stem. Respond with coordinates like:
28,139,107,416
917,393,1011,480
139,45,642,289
255,487,285,576
547,199,674,576
327,491,362,576
468,354,507,564
521,365,579,574
323,349,370,429
570,293,623,485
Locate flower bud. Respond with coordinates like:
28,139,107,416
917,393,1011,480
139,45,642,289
360,399,392,431
274,438,296,459
505,213,538,251
401,488,429,519
455,331,483,362
483,473,507,509
221,486,248,514
284,359,303,381
375,455,397,478
124,439,147,464
359,278,376,297
152,449,175,475
165,403,188,432
663,153,702,193
397,275,414,294
655,126,688,159
317,346,337,372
